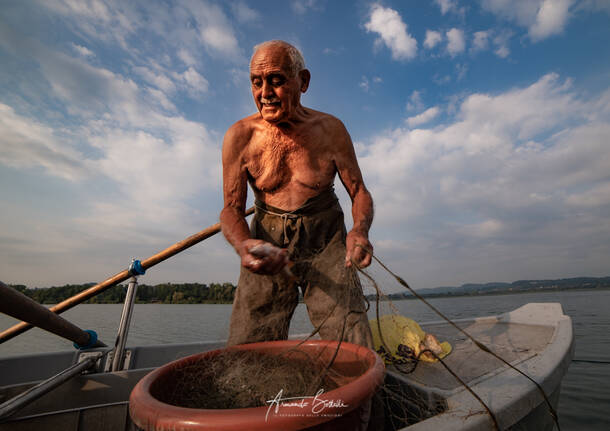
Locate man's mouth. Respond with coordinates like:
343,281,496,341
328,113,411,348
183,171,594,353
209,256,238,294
261,97,280,107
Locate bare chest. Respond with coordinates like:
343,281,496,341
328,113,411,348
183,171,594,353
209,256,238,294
245,128,335,192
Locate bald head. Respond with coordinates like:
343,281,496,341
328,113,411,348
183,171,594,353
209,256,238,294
251,40,305,78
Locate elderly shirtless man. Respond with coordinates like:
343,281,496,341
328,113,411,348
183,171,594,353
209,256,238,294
220,40,374,348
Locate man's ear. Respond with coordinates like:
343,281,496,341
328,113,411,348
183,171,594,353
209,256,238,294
299,69,311,93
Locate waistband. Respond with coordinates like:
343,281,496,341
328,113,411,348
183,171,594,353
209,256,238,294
254,186,339,217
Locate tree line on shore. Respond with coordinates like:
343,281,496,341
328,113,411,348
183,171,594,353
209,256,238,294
9,282,237,304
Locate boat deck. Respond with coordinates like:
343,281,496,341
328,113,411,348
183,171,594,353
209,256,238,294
409,320,554,391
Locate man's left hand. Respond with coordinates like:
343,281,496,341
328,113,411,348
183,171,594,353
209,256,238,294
345,230,373,268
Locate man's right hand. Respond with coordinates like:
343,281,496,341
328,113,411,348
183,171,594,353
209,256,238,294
238,239,289,275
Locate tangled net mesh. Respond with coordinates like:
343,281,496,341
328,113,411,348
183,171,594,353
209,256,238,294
149,251,560,431
152,349,339,409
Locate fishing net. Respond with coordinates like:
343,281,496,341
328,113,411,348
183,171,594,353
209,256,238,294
152,349,339,409
150,241,561,431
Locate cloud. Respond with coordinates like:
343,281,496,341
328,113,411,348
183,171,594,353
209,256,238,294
41,0,243,60
446,28,466,56
181,66,209,95
231,1,261,23
359,75,383,92
424,30,443,49
469,29,512,58
359,76,370,92
0,104,87,180
292,0,318,15
456,63,468,80
71,43,95,57
359,73,610,285
529,0,573,41
187,2,241,58
406,90,424,112
42,0,135,49
406,106,440,127
365,4,417,61
0,16,221,244
472,31,489,52
434,0,465,16
481,0,575,41
493,30,512,58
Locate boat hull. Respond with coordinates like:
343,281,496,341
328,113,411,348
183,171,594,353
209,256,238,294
0,303,573,430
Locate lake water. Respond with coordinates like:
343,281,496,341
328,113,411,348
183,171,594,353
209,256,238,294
1,289,609,430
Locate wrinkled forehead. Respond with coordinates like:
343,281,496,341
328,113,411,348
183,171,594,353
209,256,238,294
250,46,293,75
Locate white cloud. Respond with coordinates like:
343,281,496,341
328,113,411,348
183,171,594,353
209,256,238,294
493,30,512,58
42,0,243,60
529,0,573,41
481,0,575,41
472,31,489,52
134,66,177,94
71,43,95,57
42,0,135,49
456,63,468,80
365,4,417,61
469,29,511,57
177,48,197,66
292,0,318,15
359,76,370,92
0,104,87,180
359,73,610,285
434,0,465,15
424,30,443,49
231,1,261,23
0,20,220,245
446,28,466,56
406,90,424,112
406,106,440,127
181,66,209,94
360,75,384,92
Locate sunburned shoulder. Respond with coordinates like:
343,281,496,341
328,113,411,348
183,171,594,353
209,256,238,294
303,109,349,136
223,115,261,150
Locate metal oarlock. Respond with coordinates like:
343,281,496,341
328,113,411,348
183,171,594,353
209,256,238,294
111,272,139,372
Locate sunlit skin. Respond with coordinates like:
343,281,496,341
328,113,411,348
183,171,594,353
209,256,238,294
220,42,374,275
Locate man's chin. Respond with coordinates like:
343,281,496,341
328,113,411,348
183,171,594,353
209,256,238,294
260,110,285,123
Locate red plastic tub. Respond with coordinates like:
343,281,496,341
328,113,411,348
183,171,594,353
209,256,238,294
129,339,384,431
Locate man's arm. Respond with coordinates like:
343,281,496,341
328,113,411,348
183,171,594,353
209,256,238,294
220,123,287,274
333,119,374,268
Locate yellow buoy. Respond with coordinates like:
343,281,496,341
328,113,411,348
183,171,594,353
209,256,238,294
370,315,451,363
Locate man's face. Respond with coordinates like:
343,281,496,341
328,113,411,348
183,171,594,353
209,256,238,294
250,46,303,124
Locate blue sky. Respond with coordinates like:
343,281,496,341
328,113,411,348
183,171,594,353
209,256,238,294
1,0,609,291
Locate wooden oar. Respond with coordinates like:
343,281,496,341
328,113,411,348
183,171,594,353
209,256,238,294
0,208,254,344
0,281,106,348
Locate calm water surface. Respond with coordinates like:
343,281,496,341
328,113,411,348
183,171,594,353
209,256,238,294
1,289,608,430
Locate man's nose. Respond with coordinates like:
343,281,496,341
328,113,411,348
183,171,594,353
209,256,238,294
261,80,274,98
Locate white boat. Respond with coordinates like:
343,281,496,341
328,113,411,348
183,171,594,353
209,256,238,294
0,301,573,430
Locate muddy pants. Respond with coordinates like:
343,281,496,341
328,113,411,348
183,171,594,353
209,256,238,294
227,188,373,348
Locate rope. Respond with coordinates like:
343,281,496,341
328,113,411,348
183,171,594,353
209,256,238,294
354,246,562,431
572,359,610,364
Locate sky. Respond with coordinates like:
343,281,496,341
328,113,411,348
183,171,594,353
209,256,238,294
1,0,609,292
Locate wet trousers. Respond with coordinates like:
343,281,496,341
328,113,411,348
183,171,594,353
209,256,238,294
227,188,373,348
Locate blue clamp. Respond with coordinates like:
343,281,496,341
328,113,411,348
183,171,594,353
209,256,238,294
129,259,146,276
74,329,98,350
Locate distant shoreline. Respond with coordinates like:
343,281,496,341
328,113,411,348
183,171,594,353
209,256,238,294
8,276,610,305
374,285,610,302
